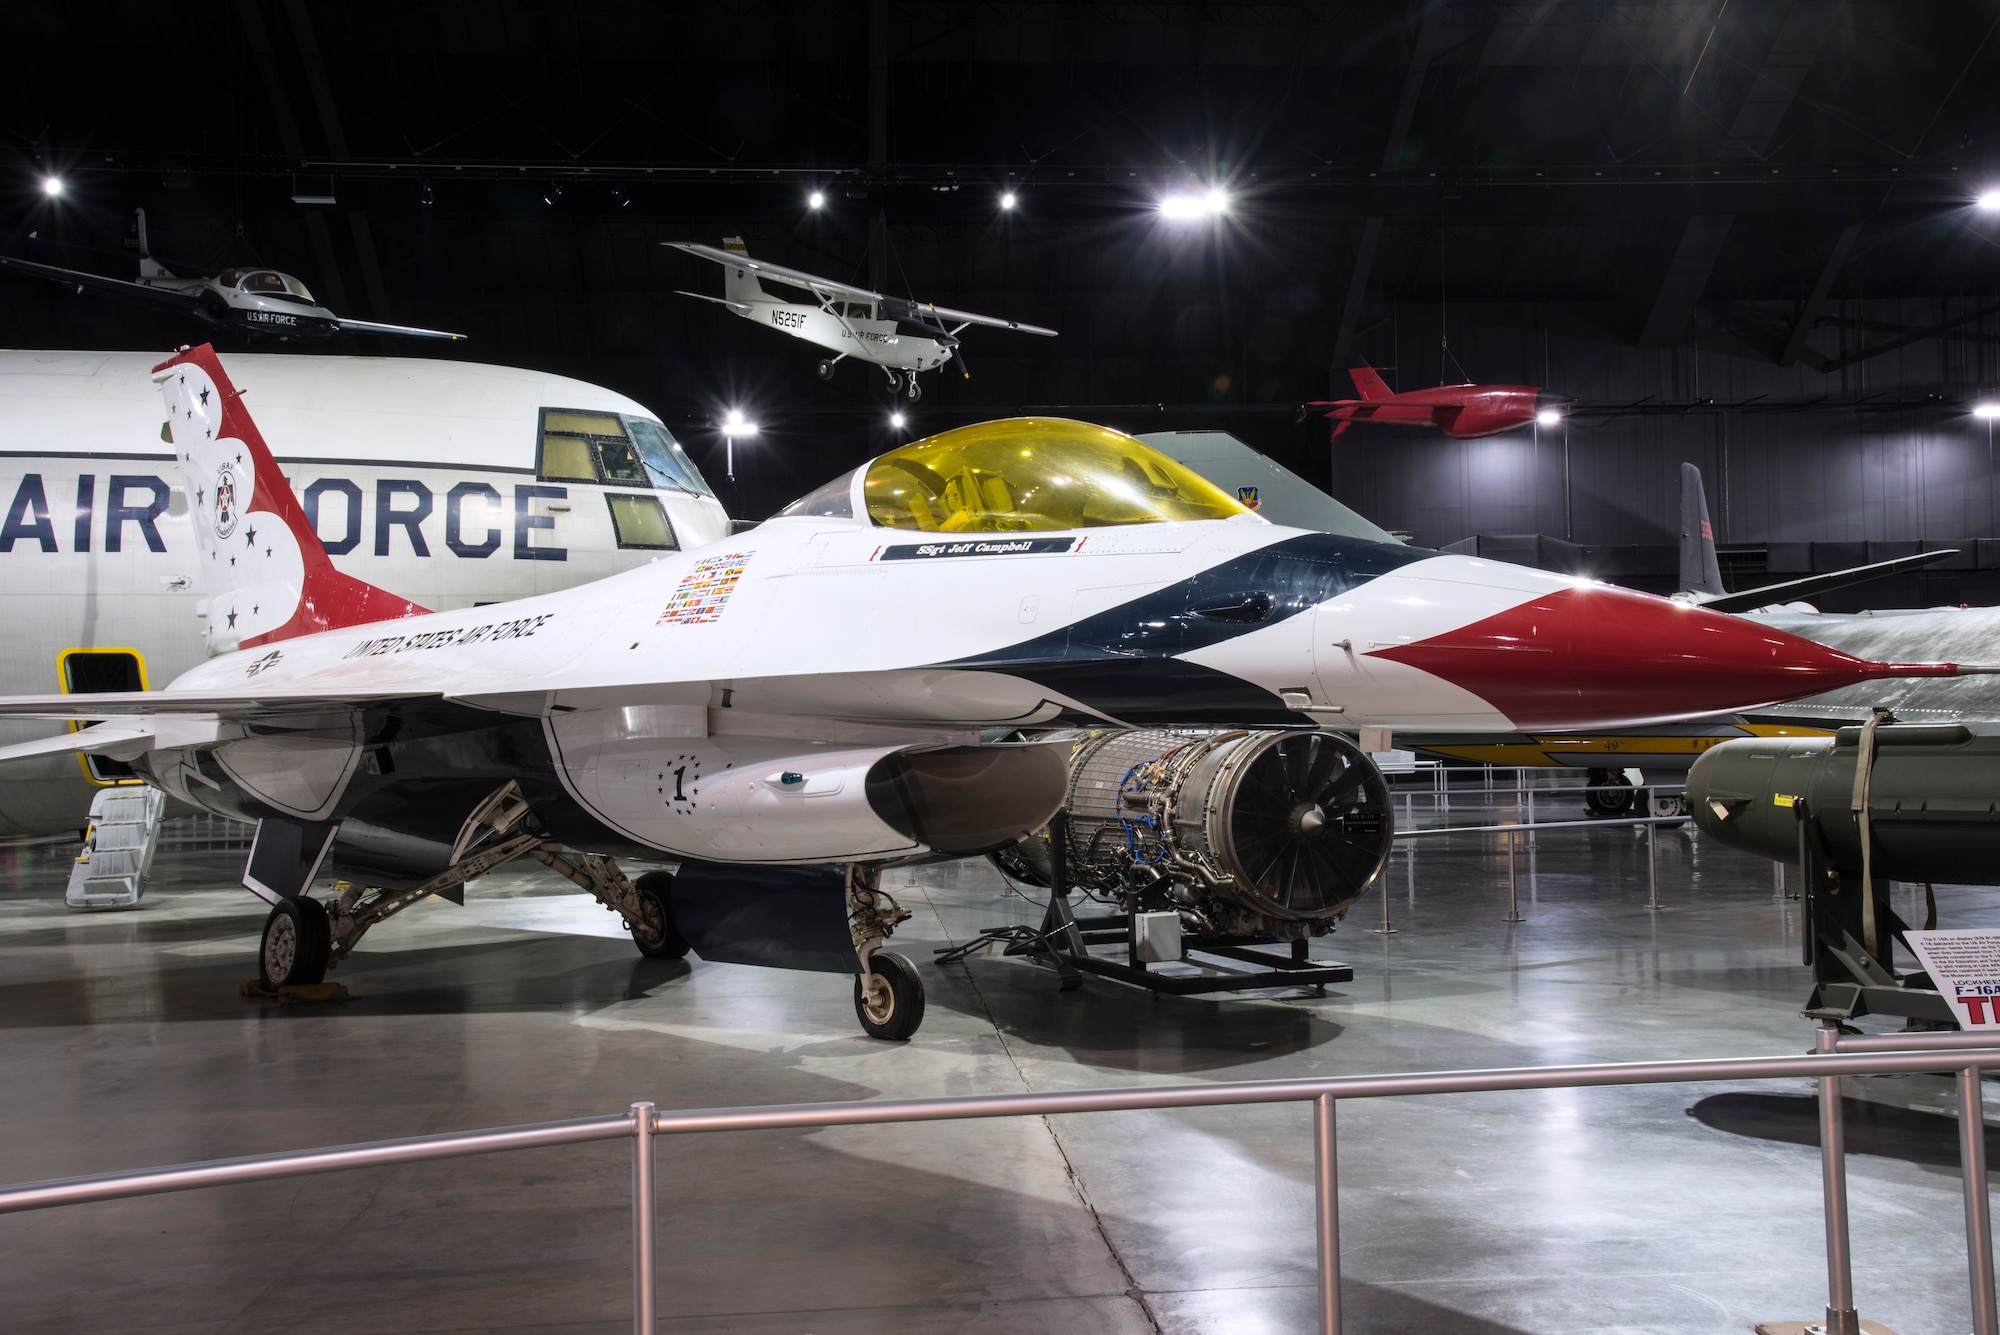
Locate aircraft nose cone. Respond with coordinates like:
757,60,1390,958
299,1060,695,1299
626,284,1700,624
1368,581,1956,730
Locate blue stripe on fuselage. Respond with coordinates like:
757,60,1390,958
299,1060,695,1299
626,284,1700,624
943,532,1435,725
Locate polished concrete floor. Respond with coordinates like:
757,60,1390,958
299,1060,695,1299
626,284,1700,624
0,779,1993,1335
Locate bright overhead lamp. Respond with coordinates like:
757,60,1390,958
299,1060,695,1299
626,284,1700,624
1160,187,1228,220
890,411,907,429
1978,189,2000,211
1535,407,1563,427
1974,402,2000,420
808,190,825,209
723,408,757,435
39,175,63,198
999,191,1017,210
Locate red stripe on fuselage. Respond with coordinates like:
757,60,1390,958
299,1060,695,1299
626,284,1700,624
1368,583,1939,730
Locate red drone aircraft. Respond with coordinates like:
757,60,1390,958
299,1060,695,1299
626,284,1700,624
1311,364,1571,440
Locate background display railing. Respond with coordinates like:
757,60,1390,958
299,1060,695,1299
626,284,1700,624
3,1033,1994,1335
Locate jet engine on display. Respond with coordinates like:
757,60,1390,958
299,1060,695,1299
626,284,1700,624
0,343,1974,1041
992,728,1393,941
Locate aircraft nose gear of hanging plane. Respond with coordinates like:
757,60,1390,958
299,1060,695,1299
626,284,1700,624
250,781,678,991
847,863,924,1040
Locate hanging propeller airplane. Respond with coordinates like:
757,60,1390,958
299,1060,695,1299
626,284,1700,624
666,237,1056,400
0,210,466,343
0,343,1973,1040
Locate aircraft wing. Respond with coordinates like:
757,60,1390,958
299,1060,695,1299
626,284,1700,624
666,242,880,302
910,301,1058,337
0,689,441,721
673,289,755,314
335,317,468,341
1698,550,1958,613
0,255,209,317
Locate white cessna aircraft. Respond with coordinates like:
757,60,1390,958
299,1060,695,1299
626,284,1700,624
667,237,1056,400
0,344,1962,1039
0,350,728,853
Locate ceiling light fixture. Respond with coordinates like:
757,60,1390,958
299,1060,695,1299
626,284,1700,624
1535,407,1563,427
39,175,63,198
1974,402,2000,420
1978,189,2000,211
1000,191,1017,210
808,190,825,209
890,411,907,428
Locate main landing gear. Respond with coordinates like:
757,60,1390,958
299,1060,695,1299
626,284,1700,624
241,785,928,1042
880,367,923,402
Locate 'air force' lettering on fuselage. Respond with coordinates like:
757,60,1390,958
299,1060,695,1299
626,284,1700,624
0,474,569,561
343,613,554,659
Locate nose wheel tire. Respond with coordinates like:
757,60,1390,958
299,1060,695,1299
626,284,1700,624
630,871,690,960
260,897,331,989
904,377,922,402
853,951,925,1041
816,359,835,381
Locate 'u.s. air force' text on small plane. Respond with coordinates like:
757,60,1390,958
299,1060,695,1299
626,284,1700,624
666,236,1055,401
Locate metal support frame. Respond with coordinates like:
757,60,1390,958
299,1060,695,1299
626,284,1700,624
941,808,1355,994
1793,798,1954,1025
5,1037,1998,1335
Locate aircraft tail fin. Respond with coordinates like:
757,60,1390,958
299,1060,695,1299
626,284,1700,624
133,208,173,280
1347,362,1394,401
153,344,429,655
719,235,763,305
1678,462,1726,598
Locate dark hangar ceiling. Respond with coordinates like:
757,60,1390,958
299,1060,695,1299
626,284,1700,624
2,1,1999,519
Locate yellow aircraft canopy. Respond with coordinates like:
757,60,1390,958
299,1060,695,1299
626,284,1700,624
862,417,1251,532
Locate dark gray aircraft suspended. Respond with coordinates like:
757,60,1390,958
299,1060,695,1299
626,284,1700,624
0,210,465,343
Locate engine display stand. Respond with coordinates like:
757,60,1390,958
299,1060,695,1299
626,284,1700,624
936,814,1355,997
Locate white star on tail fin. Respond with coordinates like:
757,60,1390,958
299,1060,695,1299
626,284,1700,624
153,344,430,655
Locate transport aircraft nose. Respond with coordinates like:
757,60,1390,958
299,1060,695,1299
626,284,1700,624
1367,579,1959,730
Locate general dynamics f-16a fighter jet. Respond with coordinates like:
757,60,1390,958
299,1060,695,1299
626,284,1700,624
666,237,1055,400
0,210,465,342
0,345,1967,1040
1308,362,1570,441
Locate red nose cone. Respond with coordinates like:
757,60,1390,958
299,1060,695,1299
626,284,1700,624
1369,584,1955,730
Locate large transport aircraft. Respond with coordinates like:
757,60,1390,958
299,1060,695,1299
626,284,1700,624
0,350,728,840
0,344,1966,1039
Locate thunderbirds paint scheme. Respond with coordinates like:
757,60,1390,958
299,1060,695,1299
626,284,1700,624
0,345,1963,1037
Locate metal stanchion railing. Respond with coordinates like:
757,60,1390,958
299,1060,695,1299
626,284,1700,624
4,1042,1998,1335
1313,1093,1340,1335
1815,1025,1859,1335
632,1101,656,1335
1832,1031,1999,1335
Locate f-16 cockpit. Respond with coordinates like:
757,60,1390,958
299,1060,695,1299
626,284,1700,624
776,418,1256,531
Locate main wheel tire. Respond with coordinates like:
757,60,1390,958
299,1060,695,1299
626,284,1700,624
816,359,836,381
629,871,690,960
853,951,926,1041
1583,769,1637,818
906,377,922,402
260,897,331,989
